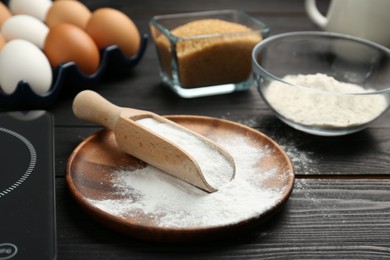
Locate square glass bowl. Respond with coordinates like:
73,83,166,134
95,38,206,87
149,10,269,98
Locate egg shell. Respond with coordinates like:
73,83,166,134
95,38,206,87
1,15,49,49
0,39,52,95
86,8,141,57
9,0,53,21
0,34,5,51
45,0,91,29
0,2,12,27
44,23,100,75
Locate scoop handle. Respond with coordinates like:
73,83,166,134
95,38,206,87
72,90,124,130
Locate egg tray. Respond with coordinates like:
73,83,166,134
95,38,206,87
0,34,148,110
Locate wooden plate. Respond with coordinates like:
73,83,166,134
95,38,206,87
66,116,294,242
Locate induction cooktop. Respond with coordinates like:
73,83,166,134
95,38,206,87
0,111,56,260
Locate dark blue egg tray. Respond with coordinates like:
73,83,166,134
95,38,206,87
0,34,148,110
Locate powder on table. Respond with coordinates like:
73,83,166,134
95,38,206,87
264,73,388,128
155,19,262,88
87,135,290,228
136,117,233,189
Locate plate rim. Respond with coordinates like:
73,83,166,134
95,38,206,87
66,115,295,242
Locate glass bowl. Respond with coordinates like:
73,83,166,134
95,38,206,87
150,10,269,98
252,31,390,136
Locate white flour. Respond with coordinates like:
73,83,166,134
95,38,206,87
264,73,388,127
87,136,291,228
136,117,234,189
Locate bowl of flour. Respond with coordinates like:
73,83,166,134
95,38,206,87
252,31,390,136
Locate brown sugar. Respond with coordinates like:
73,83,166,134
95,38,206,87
155,19,262,88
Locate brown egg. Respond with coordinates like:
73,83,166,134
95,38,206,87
86,8,141,57
0,34,6,51
45,0,91,29
0,2,12,27
44,23,100,75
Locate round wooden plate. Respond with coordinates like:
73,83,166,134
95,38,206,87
66,116,294,242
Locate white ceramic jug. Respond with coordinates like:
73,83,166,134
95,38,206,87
305,0,390,48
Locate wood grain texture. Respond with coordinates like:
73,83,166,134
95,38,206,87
56,178,390,259
1,0,389,258
55,124,390,177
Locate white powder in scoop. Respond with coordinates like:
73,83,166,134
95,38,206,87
264,73,388,127
87,136,291,228
135,117,234,189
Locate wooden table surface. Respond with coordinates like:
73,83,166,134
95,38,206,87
3,0,390,259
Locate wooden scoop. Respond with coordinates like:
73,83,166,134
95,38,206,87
72,90,235,193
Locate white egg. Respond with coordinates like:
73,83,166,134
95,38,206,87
1,15,49,49
0,39,52,95
8,0,53,21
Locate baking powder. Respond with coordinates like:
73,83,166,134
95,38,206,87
87,135,291,228
264,73,388,127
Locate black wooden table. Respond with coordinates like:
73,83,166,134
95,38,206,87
4,0,390,259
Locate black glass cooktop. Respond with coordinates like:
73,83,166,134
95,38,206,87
0,111,56,260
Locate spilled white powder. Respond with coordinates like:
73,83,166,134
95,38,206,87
87,136,291,228
136,117,233,189
264,73,388,127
